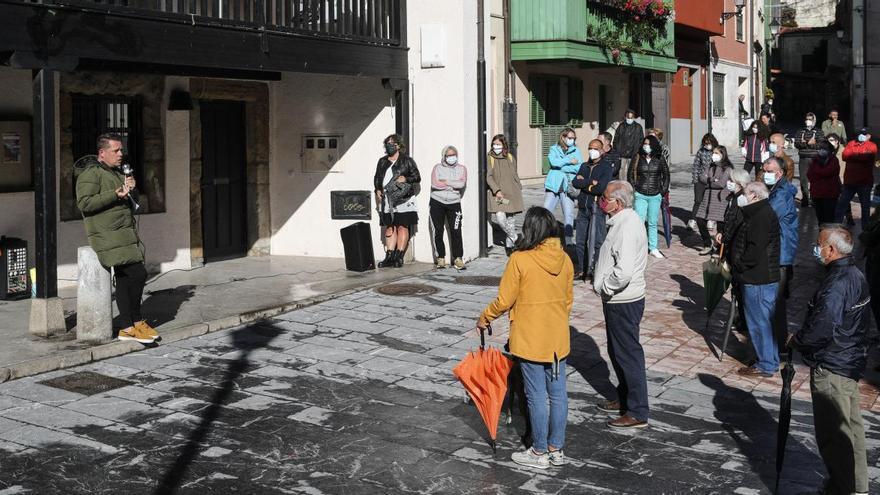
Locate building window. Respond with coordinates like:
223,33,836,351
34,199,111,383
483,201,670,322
528,75,583,128
735,13,744,41
71,94,144,199
712,73,726,117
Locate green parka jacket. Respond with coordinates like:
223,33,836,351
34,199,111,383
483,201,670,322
74,157,143,268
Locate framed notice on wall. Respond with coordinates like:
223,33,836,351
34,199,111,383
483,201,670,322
0,121,32,192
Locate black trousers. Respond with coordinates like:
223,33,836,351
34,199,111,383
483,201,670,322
695,219,725,248
744,161,762,177
114,262,147,328
812,198,837,225
429,198,463,259
691,183,706,219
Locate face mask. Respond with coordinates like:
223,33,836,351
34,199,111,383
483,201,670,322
752,127,758,134
599,197,615,214
805,120,814,128
812,245,827,265
445,156,458,165
736,195,749,208
492,144,504,154
565,138,575,147
768,99,773,105
642,144,652,154
763,173,778,186
829,140,838,148
711,154,722,163
588,149,601,161
726,181,737,192
385,143,397,155
703,144,713,151
858,134,868,143
625,118,634,125
769,143,778,153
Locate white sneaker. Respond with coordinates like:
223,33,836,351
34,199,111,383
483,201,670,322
511,447,550,469
650,249,665,259
548,449,567,466
687,219,697,231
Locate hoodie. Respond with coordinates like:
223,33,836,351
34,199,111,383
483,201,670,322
430,160,467,204
479,237,573,363
593,208,648,304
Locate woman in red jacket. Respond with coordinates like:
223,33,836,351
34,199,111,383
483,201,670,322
807,141,841,225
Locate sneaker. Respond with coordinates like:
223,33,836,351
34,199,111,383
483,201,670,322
435,257,447,269
118,326,155,344
453,258,466,270
686,219,697,231
134,320,160,341
650,250,665,259
548,449,567,466
511,447,550,470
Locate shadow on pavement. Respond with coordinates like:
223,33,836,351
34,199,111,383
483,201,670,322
154,323,283,495
568,326,617,402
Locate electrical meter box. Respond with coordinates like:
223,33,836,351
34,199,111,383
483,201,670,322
0,236,29,300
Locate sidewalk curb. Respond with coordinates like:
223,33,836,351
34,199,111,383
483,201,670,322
0,268,431,384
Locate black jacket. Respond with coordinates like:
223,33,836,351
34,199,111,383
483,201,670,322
571,157,613,209
732,199,781,285
720,191,745,261
605,147,622,179
794,128,825,159
792,257,871,380
613,122,644,159
374,153,421,207
627,154,669,197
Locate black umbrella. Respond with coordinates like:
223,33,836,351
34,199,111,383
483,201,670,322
774,352,796,494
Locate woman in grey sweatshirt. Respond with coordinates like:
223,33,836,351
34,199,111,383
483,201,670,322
430,145,468,269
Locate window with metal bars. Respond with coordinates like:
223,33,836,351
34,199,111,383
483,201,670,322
71,94,145,197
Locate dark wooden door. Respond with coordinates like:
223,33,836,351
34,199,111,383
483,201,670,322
200,100,247,261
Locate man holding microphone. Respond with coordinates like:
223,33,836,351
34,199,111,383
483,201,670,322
75,133,158,344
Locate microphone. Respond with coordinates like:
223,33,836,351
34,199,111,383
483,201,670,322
121,163,140,211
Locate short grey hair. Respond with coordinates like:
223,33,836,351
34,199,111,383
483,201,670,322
606,180,634,209
819,224,854,255
744,181,769,201
729,169,751,188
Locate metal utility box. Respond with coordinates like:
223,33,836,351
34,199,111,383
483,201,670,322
0,236,29,300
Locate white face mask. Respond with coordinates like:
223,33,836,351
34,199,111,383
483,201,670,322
492,144,504,154
829,140,838,148
565,138,576,147
711,153,722,163
858,134,868,143
445,155,458,165
752,127,758,134
805,120,814,128
642,144,652,154
769,143,778,153
736,195,749,208
726,181,737,192
626,118,635,125
704,144,713,151
588,149,601,161
768,100,773,105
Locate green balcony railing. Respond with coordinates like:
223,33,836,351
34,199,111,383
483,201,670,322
511,0,676,72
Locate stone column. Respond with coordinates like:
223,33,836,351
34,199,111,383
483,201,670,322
76,246,112,343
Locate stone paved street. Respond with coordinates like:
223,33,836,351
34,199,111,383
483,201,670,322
0,162,878,494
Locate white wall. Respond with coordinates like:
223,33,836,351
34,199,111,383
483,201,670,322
711,61,751,150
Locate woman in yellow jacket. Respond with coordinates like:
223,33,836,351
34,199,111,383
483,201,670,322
478,206,574,470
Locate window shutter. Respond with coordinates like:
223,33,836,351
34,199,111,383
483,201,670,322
567,77,583,127
529,76,546,127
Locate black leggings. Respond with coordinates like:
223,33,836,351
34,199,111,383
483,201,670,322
115,262,147,328
429,199,464,259
696,218,725,247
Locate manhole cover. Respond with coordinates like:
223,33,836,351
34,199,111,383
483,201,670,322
454,276,502,286
38,371,133,396
375,283,439,296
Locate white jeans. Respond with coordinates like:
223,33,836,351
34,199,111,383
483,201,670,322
491,212,518,247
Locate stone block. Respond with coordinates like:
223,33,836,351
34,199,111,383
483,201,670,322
76,246,113,344
8,358,59,381
29,297,66,337
91,340,143,362
158,323,209,344
206,315,242,333
0,367,10,383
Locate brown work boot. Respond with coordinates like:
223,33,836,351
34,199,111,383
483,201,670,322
596,399,623,414
134,320,160,342
118,326,155,344
607,414,648,429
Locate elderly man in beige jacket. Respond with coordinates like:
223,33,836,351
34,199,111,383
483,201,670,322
592,180,650,429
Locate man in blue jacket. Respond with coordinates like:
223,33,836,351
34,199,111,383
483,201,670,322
762,157,799,350
789,226,871,495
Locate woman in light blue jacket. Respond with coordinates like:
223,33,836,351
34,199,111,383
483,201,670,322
544,127,583,246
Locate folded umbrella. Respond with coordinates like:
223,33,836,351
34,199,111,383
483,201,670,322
661,194,673,249
453,324,513,453
775,353,796,494
703,245,731,316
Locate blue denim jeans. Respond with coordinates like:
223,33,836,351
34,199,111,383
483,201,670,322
634,191,662,251
742,282,780,373
575,200,607,274
543,191,576,245
519,359,568,453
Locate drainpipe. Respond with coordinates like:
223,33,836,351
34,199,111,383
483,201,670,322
707,39,713,133
748,0,755,116
477,0,489,257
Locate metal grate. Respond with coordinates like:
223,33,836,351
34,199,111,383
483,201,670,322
454,276,502,287
38,371,133,396
375,283,439,297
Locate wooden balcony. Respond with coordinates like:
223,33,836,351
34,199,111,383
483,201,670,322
0,0,407,78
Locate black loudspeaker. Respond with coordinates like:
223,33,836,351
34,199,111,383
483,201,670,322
340,222,375,272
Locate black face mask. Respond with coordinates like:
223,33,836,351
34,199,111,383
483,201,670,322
385,143,398,156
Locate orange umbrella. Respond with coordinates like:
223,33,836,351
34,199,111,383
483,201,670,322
453,325,513,452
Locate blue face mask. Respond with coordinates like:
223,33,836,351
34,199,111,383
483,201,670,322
858,134,868,143
812,245,823,264
763,173,778,186
565,138,575,147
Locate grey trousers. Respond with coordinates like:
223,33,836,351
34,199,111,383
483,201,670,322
810,367,868,494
